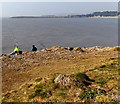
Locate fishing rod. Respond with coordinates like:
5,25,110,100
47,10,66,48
34,40,47,50
11,33,47,50
36,41,46,48
9,28,47,51
11,32,24,48
11,32,48,50
11,23,47,47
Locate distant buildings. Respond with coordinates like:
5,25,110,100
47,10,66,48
69,11,119,17
11,11,120,18
87,11,119,17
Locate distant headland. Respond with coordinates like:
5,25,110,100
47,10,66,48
11,11,120,18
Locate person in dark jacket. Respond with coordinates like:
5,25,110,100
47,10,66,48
31,45,37,51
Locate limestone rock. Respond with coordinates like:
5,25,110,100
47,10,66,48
54,73,94,88
54,74,69,86
74,47,84,52
41,49,48,52
54,74,79,87
85,46,103,52
46,46,66,51
65,47,74,51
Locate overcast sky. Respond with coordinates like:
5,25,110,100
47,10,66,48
2,2,118,17
1,0,119,2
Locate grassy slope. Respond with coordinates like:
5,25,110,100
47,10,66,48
2,47,119,102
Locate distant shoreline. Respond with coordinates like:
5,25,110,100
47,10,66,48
10,16,119,19
10,11,120,19
10,16,120,19
90,16,120,18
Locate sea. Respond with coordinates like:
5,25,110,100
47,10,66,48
2,18,118,53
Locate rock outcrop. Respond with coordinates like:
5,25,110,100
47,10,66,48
54,73,94,88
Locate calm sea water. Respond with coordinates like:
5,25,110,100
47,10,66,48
2,18,118,53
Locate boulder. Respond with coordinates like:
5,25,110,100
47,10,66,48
65,47,74,51
54,73,94,88
86,46,103,52
73,47,84,52
54,74,70,86
41,49,48,52
46,46,65,51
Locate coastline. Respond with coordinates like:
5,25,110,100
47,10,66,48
90,16,120,18
1,45,120,56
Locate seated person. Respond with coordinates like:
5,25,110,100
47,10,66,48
31,45,37,51
11,46,22,55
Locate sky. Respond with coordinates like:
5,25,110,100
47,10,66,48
0,0,119,2
2,2,118,17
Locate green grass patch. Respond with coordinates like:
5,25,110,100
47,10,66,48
57,92,66,98
99,65,106,68
35,78,42,82
28,82,53,99
95,80,107,86
51,83,60,90
28,93,36,99
59,88,68,91
74,73,95,87
34,84,44,89
97,63,119,72
28,88,52,99
50,98,59,102
74,73,94,81
79,88,106,100
113,47,120,51
32,100,39,103
28,79,62,99
110,57,117,60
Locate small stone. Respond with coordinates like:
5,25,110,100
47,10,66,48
65,47,74,51
27,84,33,88
74,47,84,52
15,68,24,71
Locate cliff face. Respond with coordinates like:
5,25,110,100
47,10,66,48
2,46,120,102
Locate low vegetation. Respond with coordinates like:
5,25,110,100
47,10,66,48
2,46,119,102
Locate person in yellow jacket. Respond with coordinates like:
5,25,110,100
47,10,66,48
11,46,22,55
14,46,20,52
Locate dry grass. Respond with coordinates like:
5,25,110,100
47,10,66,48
2,47,119,102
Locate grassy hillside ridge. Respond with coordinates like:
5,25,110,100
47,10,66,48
2,46,120,102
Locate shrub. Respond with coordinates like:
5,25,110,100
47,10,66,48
75,73,90,81
75,73,94,84
79,88,106,100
